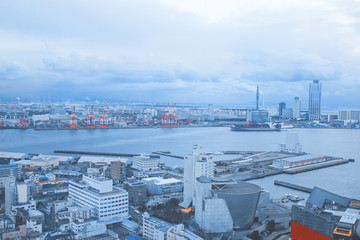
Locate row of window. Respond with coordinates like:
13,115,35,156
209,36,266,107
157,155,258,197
100,203,127,209
99,210,127,217
100,208,127,213
101,195,126,201
100,199,128,205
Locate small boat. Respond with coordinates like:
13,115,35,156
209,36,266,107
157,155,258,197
281,194,305,203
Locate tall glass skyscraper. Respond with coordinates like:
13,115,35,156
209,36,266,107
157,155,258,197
308,80,322,120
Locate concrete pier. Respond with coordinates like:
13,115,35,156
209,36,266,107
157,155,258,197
54,150,160,158
274,180,312,193
152,151,184,159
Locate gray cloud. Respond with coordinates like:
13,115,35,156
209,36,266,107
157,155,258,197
0,0,359,107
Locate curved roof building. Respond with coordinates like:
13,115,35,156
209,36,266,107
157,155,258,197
194,177,261,233
212,181,262,229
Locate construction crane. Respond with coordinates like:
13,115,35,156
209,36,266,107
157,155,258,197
87,106,95,128
18,118,27,129
171,103,177,127
0,117,4,128
161,103,177,127
99,102,108,128
69,105,77,129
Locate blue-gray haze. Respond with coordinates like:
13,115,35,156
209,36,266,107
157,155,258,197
1,127,359,200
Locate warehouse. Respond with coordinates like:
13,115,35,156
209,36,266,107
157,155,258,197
272,154,328,169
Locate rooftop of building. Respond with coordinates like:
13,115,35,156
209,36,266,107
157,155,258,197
70,178,127,196
293,186,360,233
87,164,107,169
14,160,31,165
125,180,146,186
143,214,172,228
278,154,327,163
31,154,71,162
133,154,157,161
28,209,43,217
211,180,262,195
125,234,146,240
31,156,59,162
78,156,128,164
307,187,350,209
72,217,100,224
0,152,27,159
83,174,110,182
0,164,18,169
142,177,181,185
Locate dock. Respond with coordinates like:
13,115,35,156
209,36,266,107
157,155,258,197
284,158,349,174
152,151,184,159
274,180,313,193
54,150,160,158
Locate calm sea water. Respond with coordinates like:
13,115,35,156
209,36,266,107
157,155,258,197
1,127,359,200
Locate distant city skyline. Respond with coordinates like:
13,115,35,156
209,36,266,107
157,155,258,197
0,1,360,107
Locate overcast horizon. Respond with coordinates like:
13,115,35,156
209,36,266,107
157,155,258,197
1,0,360,108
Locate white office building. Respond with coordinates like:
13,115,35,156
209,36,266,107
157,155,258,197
143,212,172,240
167,224,203,240
71,219,107,238
182,145,214,208
132,154,159,171
142,213,202,240
69,175,128,221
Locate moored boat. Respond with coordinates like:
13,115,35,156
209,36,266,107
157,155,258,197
230,123,281,131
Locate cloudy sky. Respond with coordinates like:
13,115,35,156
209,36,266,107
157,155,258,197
1,0,360,107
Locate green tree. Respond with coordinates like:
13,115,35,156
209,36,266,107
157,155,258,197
266,219,276,233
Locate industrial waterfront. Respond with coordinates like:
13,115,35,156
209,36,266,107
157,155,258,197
1,126,359,201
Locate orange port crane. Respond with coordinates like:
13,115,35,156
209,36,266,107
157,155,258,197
0,117,4,128
18,118,27,128
161,103,177,127
87,105,96,128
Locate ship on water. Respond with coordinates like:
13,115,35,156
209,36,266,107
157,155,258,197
230,123,281,131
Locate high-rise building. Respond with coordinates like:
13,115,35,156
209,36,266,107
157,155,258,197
5,176,16,216
281,108,293,119
182,145,214,207
293,97,301,119
309,80,322,120
278,102,286,117
338,110,360,121
124,180,147,207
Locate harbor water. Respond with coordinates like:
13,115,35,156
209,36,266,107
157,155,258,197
1,127,359,200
